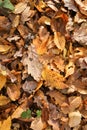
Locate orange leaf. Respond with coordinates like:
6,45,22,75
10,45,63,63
42,66,68,89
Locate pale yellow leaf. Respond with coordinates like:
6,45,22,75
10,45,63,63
0,74,6,90
0,95,10,106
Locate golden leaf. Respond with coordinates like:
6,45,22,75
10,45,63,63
0,74,6,90
0,95,10,106
54,32,65,51
0,116,11,130
0,45,11,53
42,66,68,89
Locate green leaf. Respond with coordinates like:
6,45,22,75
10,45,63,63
36,110,42,118
0,0,14,10
21,109,32,119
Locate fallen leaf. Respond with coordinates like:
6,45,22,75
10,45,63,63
13,2,27,14
74,0,87,16
47,90,67,106
30,117,44,130
69,111,82,127
0,116,11,130
42,66,68,89
54,32,65,51
22,44,43,81
7,84,20,101
38,16,51,25
65,61,75,77
0,95,10,106
69,96,82,111
0,45,11,53
0,74,6,90
0,16,11,31
63,0,78,12
73,22,87,46
11,106,26,119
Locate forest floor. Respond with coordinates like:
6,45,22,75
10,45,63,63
0,0,87,130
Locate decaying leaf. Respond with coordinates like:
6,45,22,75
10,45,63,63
0,95,10,106
69,111,82,127
42,66,68,89
0,74,6,90
22,44,43,81
54,32,65,51
0,116,11,130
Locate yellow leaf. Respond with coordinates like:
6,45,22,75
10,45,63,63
0,95,10,106
42,66,68,89
0,45,11,53
54,32,65,51
0,74,6,90
0,116,11,130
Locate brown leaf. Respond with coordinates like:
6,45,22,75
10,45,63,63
7,84,20,101
47,90,67,106
0,16,11,32
54,32,65,51
38,16,51,25
0,116,11,130
73,22,87,46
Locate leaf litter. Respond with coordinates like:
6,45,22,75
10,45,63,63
0,0,87,130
